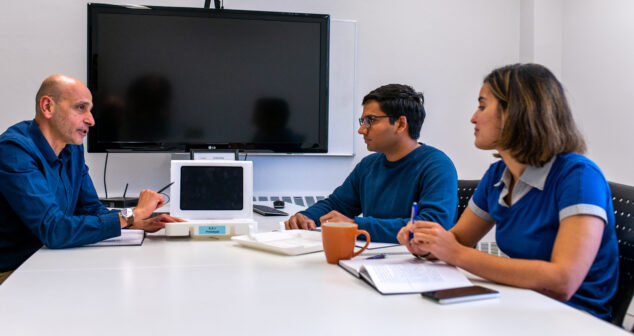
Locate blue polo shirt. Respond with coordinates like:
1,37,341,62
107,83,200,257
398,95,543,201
469,153,618,320
302,144,458,243
0,120,121,272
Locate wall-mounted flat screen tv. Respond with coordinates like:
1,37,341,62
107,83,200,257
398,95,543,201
87,4,329,153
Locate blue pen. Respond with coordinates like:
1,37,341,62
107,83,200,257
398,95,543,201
365,254,386,260
408,202,418,241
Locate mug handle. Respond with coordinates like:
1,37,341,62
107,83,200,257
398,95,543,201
351,229,371,258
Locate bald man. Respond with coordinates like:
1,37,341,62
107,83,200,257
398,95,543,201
0,75,181,281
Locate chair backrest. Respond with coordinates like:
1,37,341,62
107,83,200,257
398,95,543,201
457,180,480,220
607,181,634,327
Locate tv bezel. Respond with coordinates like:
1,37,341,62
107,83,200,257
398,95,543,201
87,3,330,153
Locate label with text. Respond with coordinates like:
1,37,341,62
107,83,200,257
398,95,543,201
199,225,226,235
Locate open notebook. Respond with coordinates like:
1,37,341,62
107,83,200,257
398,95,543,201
339,255,471,294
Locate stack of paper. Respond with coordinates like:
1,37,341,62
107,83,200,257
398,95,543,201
85,229,145,247
231,230,323,255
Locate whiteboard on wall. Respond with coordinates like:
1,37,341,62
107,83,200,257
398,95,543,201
326,19,357,156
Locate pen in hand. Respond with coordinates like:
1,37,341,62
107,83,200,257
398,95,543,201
408,202,431,259
156,182,174,194
408,202,418,241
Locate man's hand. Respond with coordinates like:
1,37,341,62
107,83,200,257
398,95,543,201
285,213,316,230
319,210,354,225
134,214,185,233
134,189,166,220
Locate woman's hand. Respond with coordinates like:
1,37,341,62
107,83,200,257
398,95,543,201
397,221,431,256
410,221,464,264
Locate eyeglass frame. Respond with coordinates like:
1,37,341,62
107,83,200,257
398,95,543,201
358,115,392,128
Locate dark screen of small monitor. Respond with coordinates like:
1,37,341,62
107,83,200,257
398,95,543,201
180,166,243,210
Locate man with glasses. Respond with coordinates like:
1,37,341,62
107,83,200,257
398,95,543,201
0,74,182,283
285,84,458,243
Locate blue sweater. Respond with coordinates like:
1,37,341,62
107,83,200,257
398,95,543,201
301,144,458,243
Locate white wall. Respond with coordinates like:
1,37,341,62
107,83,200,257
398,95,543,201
2,0,519,197
520,0,564,78
520,0,634,185
561,0,634,185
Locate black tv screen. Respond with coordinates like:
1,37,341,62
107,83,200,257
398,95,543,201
87,4,329,153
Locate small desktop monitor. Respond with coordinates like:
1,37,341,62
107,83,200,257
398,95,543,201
170,160,253,220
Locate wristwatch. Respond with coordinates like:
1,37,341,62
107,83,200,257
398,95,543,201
120,208,135,229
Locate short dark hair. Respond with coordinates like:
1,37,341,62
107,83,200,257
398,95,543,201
484,63,586,166
362,84,426,139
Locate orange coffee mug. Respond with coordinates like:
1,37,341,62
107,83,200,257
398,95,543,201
321,222,371,264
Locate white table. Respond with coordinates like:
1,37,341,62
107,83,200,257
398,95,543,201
0,206,629,336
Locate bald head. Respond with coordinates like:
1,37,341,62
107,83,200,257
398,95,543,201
33,74,95,154
35,74,88,115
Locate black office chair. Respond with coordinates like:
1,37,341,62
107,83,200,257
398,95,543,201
457,180,480,220
607,181,634,328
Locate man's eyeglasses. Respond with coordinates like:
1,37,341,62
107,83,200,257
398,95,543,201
358,115,390,128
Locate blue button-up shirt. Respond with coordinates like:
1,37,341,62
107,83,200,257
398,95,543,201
0,120,120,271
